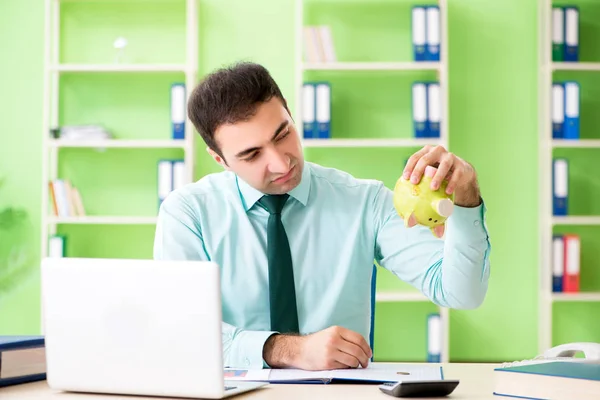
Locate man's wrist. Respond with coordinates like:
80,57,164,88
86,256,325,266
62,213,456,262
262,334,301,368
453,179,482,208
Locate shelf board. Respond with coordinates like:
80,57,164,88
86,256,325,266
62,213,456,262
552,139,600,148
47,216,158,225
375,291,431,302
48,139,186,149
552,216,600,225
50,64,187,73
302,138,442,148
303,62,441,71
552,62,600,71
552,292,600,302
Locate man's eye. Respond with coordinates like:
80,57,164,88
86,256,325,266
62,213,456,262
277,129,290,141
245,152,259,162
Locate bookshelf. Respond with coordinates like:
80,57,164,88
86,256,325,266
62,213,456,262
41,0,198,259
538,0,600,355
294,0,450,362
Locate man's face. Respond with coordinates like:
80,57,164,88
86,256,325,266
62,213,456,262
210,97,304,195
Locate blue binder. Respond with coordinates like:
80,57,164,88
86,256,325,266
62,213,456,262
412,82,428,138
552,83,564,139
315,82,331,139
552,158,568,216
426,82,441,138
563,81,580,140
563,6,579,62
412,6,427,61
427,313,441,363
552,234,564,292
171,83,186,140
425,6,440,61
302,83,317,139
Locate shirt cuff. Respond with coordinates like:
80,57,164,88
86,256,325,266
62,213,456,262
230,330,278,369
448,198,488,238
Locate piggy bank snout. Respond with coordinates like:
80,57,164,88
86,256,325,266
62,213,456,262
432,198,454,218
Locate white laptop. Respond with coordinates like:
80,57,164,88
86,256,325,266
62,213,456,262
41,257,268,399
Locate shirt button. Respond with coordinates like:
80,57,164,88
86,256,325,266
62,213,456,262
245,358,250,366
474,220,480,226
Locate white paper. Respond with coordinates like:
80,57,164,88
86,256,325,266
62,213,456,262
224,363,442,383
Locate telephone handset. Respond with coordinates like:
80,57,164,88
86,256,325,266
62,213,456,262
501,342,600,368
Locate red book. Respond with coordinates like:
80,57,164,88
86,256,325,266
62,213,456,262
563,234,580,292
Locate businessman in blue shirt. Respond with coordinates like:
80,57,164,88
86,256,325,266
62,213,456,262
153,62,491,371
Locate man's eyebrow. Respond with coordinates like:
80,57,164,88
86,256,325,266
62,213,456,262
234,121,289,158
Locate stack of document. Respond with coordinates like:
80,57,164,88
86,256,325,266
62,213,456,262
56,124,112,141
224,363,443,384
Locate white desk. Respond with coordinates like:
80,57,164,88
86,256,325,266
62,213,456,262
3,363,500,399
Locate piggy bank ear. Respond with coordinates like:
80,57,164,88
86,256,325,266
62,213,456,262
433,224,445,238
405,212,418,228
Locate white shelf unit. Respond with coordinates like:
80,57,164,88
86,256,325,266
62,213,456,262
41,0,199,258
538,0,600,355
294,0,450,362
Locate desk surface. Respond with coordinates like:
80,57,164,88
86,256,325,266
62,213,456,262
3,363,499,399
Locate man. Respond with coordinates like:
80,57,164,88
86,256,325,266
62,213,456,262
153,62,491,371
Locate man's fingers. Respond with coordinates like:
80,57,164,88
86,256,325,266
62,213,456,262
431,153,454,190
333,349,362,369
403,146,431,179
411,146,444,184
445,166,464,195
433,224,445,238
338,328,372,360
336,339,370,368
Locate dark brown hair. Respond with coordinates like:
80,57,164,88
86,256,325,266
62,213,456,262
187,61,289,162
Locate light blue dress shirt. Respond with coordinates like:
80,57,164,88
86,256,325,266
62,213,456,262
153,161,491,369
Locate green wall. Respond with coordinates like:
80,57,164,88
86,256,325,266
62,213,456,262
2,0,598,363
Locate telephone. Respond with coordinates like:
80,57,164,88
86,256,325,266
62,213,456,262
501,342,600,368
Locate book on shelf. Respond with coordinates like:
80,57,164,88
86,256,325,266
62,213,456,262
552,6,579,62
427,313,442,362
301,82,330,139
412,6,440,62
303,25,336,63
48,179,86,218
157,159,186,209
552,158,568,216
412,81,441,138
552,81,579,140
171,83,186,140
552,234,580,293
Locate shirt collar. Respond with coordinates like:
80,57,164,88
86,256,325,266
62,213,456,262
236,162,312,212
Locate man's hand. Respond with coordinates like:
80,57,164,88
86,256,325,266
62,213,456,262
263,326,372,370
402,145,481,237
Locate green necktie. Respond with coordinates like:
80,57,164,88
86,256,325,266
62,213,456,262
258,194,299,334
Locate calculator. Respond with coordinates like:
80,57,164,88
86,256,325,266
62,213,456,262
378,380,460,397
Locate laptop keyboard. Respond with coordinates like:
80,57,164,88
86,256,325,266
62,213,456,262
225,386,237,391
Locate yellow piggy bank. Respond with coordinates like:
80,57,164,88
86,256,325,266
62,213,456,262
393,165,454,237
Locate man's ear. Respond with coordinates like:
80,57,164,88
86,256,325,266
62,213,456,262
206,146,229,170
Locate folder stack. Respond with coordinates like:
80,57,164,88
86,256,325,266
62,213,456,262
552,6,579,62
412,81,441,138
412,6,440,62
302,82,331,139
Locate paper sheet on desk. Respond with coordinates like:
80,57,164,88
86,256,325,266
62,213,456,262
224,363,443,384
